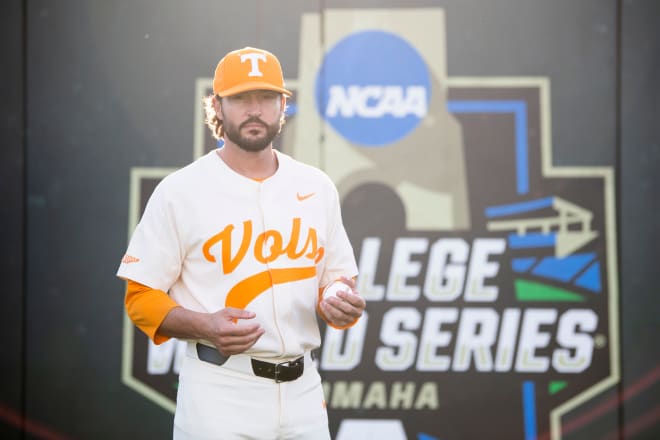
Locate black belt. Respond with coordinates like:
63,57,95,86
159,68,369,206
196,343,304,383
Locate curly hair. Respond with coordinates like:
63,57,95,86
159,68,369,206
203,94,224,140
203,94,288,141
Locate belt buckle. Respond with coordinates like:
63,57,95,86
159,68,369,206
273,360,289,383
274,364,282,383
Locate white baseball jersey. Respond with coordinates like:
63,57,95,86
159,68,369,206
117,149,358,359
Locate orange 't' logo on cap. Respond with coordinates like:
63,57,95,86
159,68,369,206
213,47,293,98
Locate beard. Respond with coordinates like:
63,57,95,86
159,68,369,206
223,116,281,152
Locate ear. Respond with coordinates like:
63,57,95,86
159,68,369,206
213,96,222,114
280,95,287,112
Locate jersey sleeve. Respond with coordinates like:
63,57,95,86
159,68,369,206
116,181,184,292
319,182,359,289
124,279,179,344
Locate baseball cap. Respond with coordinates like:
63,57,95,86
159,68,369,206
213,47,292,98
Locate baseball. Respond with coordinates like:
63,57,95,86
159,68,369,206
323,281,352,301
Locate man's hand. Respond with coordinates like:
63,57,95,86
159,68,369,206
319,276,366,328
159,305,264,356
205,308,265,356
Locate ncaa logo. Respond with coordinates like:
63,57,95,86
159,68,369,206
315,31,431,146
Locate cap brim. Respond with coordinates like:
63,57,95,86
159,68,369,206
217,82,293,98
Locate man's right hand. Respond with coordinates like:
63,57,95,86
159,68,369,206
158,306,264,356
205,307,265,356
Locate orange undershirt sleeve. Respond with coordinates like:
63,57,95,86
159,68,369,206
124,279,180,345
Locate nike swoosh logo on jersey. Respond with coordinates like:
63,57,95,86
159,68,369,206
297,192,315,201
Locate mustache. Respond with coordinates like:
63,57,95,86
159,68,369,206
240,117,267,129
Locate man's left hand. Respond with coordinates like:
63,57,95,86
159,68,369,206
319,276,366,328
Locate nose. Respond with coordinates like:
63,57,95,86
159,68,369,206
245,95,262,116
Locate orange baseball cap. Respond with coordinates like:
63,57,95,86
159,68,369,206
213,47,292,98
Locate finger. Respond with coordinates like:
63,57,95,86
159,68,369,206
220,343,255,356
322,297,360,322
217,328,264,354
223,331,263,347
335,291,366,309
219,321,263,336
222,307,257,321
319,301,340,324
320,302,354,327
339,276,356,290
324,296,354,315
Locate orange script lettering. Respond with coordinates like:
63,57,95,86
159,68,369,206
202,218,324,273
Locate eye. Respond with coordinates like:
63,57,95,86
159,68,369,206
261,91,279,100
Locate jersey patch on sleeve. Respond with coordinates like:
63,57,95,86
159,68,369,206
122,254,141,264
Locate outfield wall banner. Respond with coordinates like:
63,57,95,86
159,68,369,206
122,8,619,440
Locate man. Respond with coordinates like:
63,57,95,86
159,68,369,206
117,47,365,439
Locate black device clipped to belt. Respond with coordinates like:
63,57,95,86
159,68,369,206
196,343,304,383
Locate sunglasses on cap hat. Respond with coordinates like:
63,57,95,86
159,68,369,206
213,47,293,98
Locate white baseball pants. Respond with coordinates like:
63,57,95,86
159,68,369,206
173,346,330,440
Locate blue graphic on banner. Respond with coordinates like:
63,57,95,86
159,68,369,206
512,257,538,272
448,100,529,194
510,252,602,293
316,31,431,146
532,253,596,282
508,233,556,249
485,197,553,217
575,262,602,292
523,381,538,440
